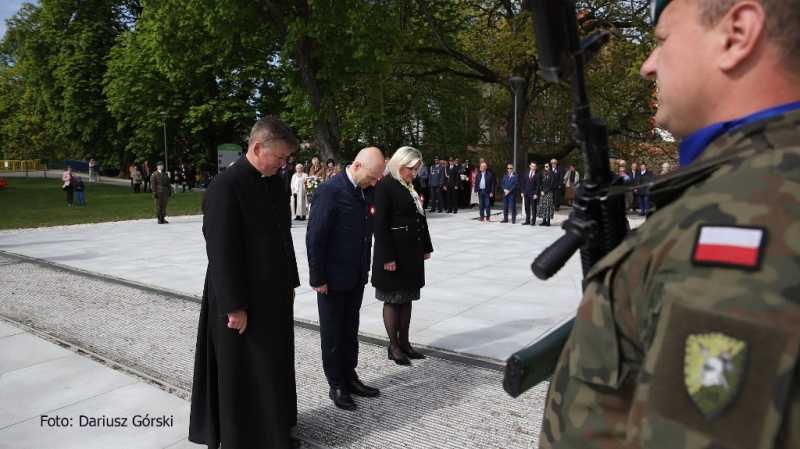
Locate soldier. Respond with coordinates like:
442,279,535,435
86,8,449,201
150,161,172,224
428,156,445,212
540,0,800,448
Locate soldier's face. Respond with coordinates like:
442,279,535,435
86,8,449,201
640,0,718,138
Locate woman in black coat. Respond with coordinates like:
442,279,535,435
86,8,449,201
537,162,556,226
372,146,434,365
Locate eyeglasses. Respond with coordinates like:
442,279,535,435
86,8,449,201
544,165,550,168
507,167,514,170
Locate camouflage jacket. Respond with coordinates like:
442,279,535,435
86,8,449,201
150,170,172,195
540,109,800,448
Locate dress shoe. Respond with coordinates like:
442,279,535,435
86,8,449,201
539,221,546,226
478,218,485,222
500,219,509,223
453,210,457,214
329,388,356,410
523,220,530,225
401,347,426,359
388,346,410,365
346,379,380,397
289,437,303,448
511,220,516,224
530,221,536,226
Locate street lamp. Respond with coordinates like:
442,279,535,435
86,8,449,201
19,118,28,178
159,111,168,172
508,76,524,172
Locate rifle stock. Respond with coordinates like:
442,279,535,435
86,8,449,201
502,0,628,397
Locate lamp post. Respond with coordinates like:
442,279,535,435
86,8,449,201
19,118,28,178
508,76,524,172
159,111,168,172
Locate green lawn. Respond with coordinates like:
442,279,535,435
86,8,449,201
0,177,203,230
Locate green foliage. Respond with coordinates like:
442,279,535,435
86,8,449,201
0,177,202,230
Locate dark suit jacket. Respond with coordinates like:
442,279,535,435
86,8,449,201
371,175,434,291
445,164,460,188
501,172,519,195
473,170,495,194
636,169,655,195
306,169,375,291
521,170,542,196
551,165,563,187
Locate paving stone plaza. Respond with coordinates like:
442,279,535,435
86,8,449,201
0,192,644,448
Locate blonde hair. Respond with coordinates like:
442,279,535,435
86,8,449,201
386,146,422,180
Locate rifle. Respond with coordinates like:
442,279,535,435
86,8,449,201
503,0,630,398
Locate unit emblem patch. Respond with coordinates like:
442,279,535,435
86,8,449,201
683,332,747,421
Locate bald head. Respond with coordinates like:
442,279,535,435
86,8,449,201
349,147,385,188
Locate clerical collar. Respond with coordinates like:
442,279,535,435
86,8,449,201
345,165,359,190
679,100,800,166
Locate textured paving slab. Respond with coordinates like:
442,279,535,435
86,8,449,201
0,253,549,448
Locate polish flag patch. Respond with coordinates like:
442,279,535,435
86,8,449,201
369,205,376,216
692,225,767,270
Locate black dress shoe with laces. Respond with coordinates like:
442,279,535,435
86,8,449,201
346,379,380,397
329,388,356,410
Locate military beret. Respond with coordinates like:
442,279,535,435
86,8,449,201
650,0,671,25
434,156,440,160
157,161,164,165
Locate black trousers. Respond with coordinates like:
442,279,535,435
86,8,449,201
317,285,364,389
523,194,538,222
447,186,459,212
553,186,561,210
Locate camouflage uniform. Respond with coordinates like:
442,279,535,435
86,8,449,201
540,110,800,448
150,170,172,223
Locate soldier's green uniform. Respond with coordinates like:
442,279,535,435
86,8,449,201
150,162,172,224
539,110,800,448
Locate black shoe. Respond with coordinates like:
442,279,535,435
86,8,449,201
545,220,551,226
162,217,169,224
329,388,356,410
438,210,443,213
429,209,435,213
401,347,426,360
294,216,301,220
388,346,410,365
289,437,303,449
453,210,457,214
530,221,536,226
346,379,380,397
523,221,530,225
538,220,545,226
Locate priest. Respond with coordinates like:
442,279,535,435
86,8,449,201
189,116,302,449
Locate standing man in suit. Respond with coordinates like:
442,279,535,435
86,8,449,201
150,161,172,224
629,162,639,212
500,164,519,223
306,147,386,411
428,156,444,212
474,162,495,222
520,161,541,225
550,158,563,211
635,163,655,216
416,159,430,210
443,156,460,213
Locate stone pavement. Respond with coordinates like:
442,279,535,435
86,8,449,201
0,195,645,448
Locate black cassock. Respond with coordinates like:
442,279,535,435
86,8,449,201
189,155,300,448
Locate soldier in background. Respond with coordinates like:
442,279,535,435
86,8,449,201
150,161,172,224
540,0,800,447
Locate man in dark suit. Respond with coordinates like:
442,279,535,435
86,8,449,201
550,158,564,211
629,162,639,212
634,162,655,216
306,147,386,411
500,164,519,223
443,156,460,213
279,157,294,198
520,161,541,225
474,162,495,222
